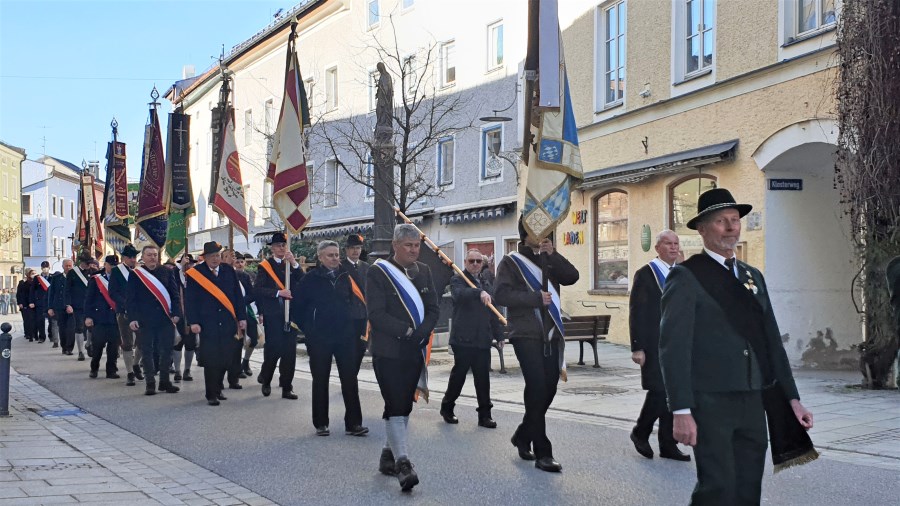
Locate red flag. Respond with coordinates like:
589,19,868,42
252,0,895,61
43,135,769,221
212,108,249,238
267,29,311,234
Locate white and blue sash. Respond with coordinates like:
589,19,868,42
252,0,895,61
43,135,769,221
373,259,424,329
509,252,564,338
648,261,667,291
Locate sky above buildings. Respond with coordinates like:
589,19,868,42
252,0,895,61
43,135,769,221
0,0,290,180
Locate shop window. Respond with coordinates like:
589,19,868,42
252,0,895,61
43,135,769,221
669,174,717,258
593,190,628,290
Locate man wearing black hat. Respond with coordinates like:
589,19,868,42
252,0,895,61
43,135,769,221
660,188,815,505
28,261,52,344
172,253,198,382
234,253,258,377
84,256,121,379
185,242,247,405
47,259,73,350
494,218,579,473
342,234,370,366
127,245,183,395
253,232,303,399
16,272,35,342
111,245,141,385
65,254,94,361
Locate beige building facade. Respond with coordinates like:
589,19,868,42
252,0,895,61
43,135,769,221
555,0,850,364
0,141,26,290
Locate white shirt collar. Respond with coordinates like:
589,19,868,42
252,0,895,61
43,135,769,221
650,258,674,278
703,248,738,277
273,257,283,264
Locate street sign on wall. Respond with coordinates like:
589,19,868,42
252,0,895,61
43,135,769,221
768,179,803,191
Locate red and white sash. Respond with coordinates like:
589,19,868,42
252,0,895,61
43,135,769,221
133,266,172,316
74,268,89,287
94,274,116,310
36,275,50,291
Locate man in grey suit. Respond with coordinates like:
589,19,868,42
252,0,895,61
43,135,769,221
660,188,814,505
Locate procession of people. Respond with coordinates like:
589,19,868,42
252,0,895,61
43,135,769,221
10,188,815,500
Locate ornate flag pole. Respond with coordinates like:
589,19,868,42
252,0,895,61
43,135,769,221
394,208,507,326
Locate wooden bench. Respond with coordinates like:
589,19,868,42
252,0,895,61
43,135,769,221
491,315,611,373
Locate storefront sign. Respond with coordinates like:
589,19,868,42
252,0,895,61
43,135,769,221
563,231,584,245
768,179,803,191
571,210,587,224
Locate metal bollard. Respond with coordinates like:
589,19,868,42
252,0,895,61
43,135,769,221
0,322,12,417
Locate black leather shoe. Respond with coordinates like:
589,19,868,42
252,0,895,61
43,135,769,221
379,448,397,476
630,431,654,459
228,383,243,390
511,435,535,461
145,383,157,396
133,365,144,381
173,373,182,382
242,359,253,377
89,370,98,379
182,371,193,381
282,390,298,400
126,373,136,386
478,418,497,429
158,384,180,393
316,426,330,436
262,384,272,397
395,458,419,492
106,373,120,379
77,352,85,361
207,398,220,406
535,457,562,472
52,342,59,348
217,394,227,401
440,411,458,424
660,446,692,462
238,371,247,379
345,425,369,436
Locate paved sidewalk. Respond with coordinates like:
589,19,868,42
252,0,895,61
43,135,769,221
1,369,276,505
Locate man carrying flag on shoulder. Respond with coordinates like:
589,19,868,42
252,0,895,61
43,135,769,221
126,245,182,395
84,255,121,380
366,224,439,492
110,245,142,386
253,232,303,400
184,242,247,406
65,254,94,361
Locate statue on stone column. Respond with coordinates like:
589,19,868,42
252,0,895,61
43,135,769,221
375,62,394,129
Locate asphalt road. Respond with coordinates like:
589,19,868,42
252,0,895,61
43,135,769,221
9,335,899,506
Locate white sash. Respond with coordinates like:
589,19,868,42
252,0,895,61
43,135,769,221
373,259,424,327
117,263,130,281
134,266,172,315
74,268,89,287
509,252,563,335
95,274,110,291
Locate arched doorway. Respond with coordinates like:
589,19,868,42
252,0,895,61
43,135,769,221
753,119,859,367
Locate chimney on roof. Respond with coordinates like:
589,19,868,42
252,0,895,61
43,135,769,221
182,65,196,79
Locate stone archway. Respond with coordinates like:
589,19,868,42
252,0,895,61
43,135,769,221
752,119,860,367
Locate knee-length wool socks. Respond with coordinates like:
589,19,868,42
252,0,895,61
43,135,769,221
384,416,409,460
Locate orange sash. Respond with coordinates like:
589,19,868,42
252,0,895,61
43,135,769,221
259,259,286,291
185,268,237,321
348,276,368,341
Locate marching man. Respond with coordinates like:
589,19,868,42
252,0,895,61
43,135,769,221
84,255,121,379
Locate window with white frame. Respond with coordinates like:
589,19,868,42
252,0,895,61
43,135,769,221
52,196,57,216
325,67,339,111
70,201,74,220
324,159,338,207
368,69,378,112
367,0,379,28
305,78,316,112
262,180,273,219
798,0,836,35
244,109,253,146
22,194,31,215
481,125,503,180
402,55,417,99
60,198,65,218
264,99,275,134
364,156,375,198
11,175,16,202
487,21,504,70
437,137,454,186
684,0,714,76
599,0,626,106
1,173,6,199
22,237,31,257
440,41,456,87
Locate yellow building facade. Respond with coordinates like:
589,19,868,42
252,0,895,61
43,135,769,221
0,141,26,290
555,0,851,365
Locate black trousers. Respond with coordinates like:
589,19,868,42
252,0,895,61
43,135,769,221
634,390,676,446
257,320,296,391
441,345,492,417
690,390,768,506
90,323,119,375
307,338,363,429
21,307,34,339
373,355,422,419
245,317,259,348
511,338,560,460
173,328,197,351
140,324,175,386
33,309,47,341
57,312,73,351
204,366,227,401
64,312,85,351
226,340,242,386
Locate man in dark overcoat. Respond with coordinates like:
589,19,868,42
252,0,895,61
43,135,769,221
47,259,72,350
660,188,814,505
84,256,121,379
64,254,93,361
28,261,51,344
366,224,439,492
628,230,690,461
253,232,303,399
126,245,183,395
341,234,370,366
185,242,247,405
110,245,141,385
16,273,35,341
440,249,502,428
494,220,579,473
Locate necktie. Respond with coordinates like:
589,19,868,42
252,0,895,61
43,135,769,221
724,257,735,276
213,268,218,277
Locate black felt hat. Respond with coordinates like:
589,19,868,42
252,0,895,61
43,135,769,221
686,188,753,230
120,244,139,258
202,241,223,256
346,234,364,247
268,232,288,245
104,255,119,265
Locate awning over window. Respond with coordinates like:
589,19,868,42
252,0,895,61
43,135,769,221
580,139,738,189
439,204,513,225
